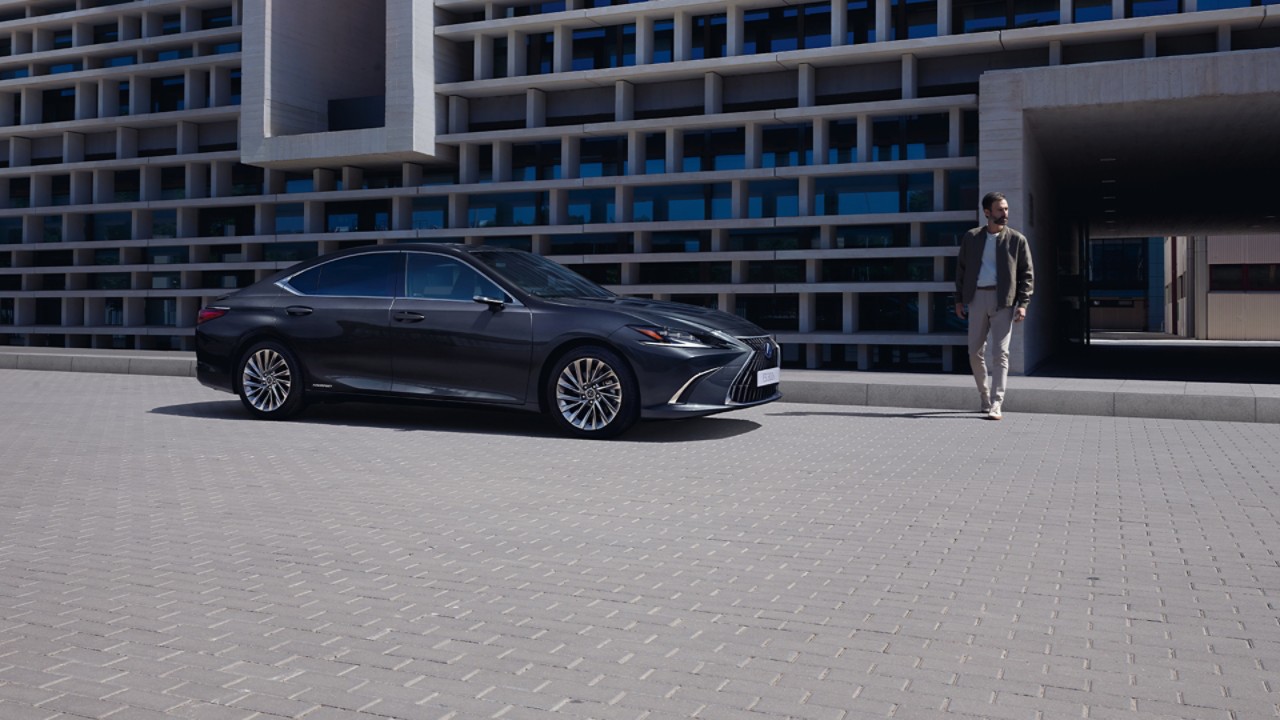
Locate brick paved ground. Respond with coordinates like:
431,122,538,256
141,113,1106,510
1,368,1278,720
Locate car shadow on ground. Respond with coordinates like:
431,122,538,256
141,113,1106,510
151,400,761,442
768,409,981,421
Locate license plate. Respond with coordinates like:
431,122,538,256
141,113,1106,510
757,367,780,387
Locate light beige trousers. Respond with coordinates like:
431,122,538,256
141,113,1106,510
967,288,1016,405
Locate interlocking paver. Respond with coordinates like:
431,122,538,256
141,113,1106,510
2,369,1280,719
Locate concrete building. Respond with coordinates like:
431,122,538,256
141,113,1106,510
1,0,1277,372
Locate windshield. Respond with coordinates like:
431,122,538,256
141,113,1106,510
468,249,615,299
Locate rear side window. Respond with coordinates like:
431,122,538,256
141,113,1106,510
286,252,398,297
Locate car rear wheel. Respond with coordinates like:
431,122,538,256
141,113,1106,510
237,340,304,420
547,347,638,439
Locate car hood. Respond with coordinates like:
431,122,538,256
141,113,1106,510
546,296,770,338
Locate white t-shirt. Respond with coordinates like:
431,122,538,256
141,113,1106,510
977,232,999,287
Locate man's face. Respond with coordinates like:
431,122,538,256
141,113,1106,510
985,199,1010,227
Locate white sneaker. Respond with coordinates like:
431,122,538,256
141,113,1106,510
987,401,1003,421
980,392,992,414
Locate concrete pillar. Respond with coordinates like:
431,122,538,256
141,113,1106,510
636,15,654,64
832,0,848,45
526,88,545,128
616,80,634,121
937,0,952,36
876,0,890,42
475,34,493,80
704,73,722,114
675,11,693,61
902,53,917,99
798,64,815,107
727,6,744,56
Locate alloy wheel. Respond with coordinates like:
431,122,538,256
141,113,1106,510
556,357,623,432
242,347,293,413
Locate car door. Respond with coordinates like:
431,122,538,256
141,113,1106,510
390,252,533,403
276,251,399,393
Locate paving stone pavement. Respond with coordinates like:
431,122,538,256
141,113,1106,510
1,368,1278,720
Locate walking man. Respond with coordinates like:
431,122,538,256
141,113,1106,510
955,191,1034,421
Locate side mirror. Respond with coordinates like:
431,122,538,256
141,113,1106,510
473,295,505,311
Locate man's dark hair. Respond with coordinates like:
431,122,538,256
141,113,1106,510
982,191,1006,211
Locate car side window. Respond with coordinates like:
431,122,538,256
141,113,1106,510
286,253,398,297
405,253,506,302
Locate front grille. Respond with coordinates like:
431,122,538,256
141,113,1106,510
727,335,780,404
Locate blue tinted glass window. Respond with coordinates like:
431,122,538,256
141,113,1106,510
289,253,398,297
567,189,615,224
747,181,800,219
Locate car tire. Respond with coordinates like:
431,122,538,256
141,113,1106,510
236,340,305,420
546,347,639,439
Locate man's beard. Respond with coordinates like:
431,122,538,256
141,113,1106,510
995,217,1008,225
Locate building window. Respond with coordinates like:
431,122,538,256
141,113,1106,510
890,0,938,39
580,137,626,177
53,29,74,50
735,294,799,331
325,200,391,232
763,124,813,168
747,180,800,218
159,167,185,200
1127,0,1181,16
744,3,831,54
653,19,675,62
42,88,76,123
566,189,616,224
411,197,448,229
1073,0,1113,21
638,261,732,284
860,293,919,331
572,24,636,70
512,141,562,181
823,258,934,282
835,225,910,248
729,228,817,251
160,14,181,35
49,61,83,74
526,32,554,75
827,119,859,164
203,7,234,29
151,76,185,112
633,184,732,221
274,203,304,234
847,0,877,44
691,14,728,59
1210,264,1280,292
872,114,949,161
548,233,631,255
93,23,120,44
953,0,1059,32
682,129,746,172
468,192,549,227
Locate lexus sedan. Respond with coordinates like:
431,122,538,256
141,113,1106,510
196,244,781,438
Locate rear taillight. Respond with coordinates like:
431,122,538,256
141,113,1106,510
196,307,228,325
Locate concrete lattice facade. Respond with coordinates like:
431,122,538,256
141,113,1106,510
0,0,1276,370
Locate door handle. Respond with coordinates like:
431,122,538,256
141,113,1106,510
393,311,426,323
285,306,313,316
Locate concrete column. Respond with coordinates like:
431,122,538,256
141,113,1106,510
666,128,683,173
745,123,762,170
799,176,815,216
727,6,744,56
475,35,493,79
616,80,634,121
813,119,829,165
876,0,890,42
902,53,917,99
798,64,815,107
553,25,570,73
63,132,85,163
117,127,138,158
844,293,859,332
526,88,545,128
636,15,654,64
1112,0,1125,19
1060,0,1073,23
1049,40,1062,65
731,180,747,219
918,291,931,332
832,0,848,45
459,144,479,184
449,96,469,133
493,141,512,182
185,68,208,110
627,130,643,175
508,30,526,77
1217,25,1230,52
75,82,97,120
937,0,952,36
20,87,40,125
856,115,870,163
949,109,962,157
1143,32,1156,58
176,121,197,155
704,72,722,114
675,11,693,61
933,171,944,212
562,135,580,179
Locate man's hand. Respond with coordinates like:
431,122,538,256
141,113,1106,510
955,302,967,320
1014,307,1027,323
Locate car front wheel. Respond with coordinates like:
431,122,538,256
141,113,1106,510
237,340,305,420
547,347,639,439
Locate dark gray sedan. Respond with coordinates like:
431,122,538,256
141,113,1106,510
195,244,780,438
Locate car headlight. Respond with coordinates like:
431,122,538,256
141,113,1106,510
629,325,732,349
